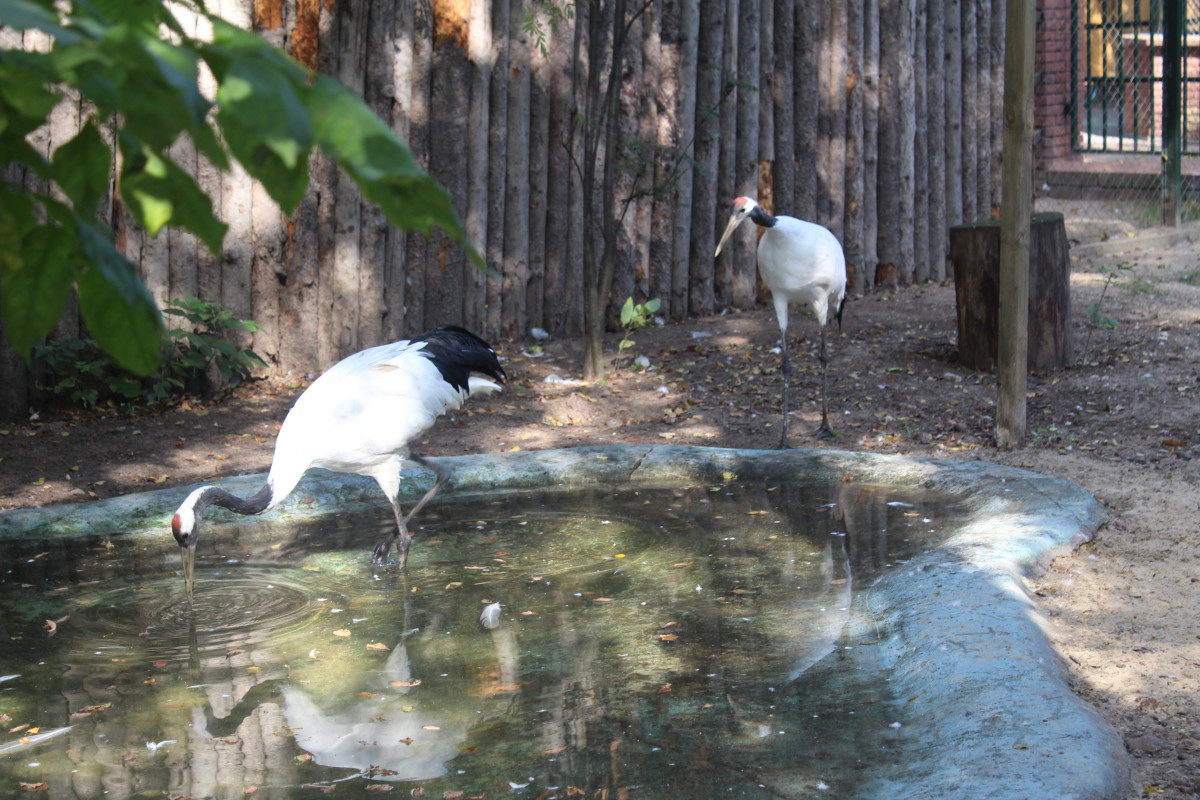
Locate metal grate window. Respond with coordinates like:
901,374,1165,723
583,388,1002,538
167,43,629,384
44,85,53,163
1073,0,1200,155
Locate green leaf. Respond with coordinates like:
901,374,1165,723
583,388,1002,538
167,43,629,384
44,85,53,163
214,51,312,213
0,187,37,275
0,60,62,138
0,0,83,44
74,221,162,375
305,75,482,269
0,226,78,357
52,120,112,221
118,133,227,256
620,297,635,326
645,297,662,314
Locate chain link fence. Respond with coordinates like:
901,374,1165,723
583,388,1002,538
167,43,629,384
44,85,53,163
1067,0,1200,225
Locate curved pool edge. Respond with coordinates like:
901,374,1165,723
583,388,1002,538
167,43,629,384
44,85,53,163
0,445,1129,799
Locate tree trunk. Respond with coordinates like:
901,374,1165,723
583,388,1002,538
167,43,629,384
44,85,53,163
794,0,819,221
669,0,699,319
912,0,929,282
649,0,676,317
944,0,963,228
990,0,1006,210
528,3,551,333
961,0,978,222
772,0,795,219
926,0,948,281
331,0,366,358
876,0,914,284
714,0,738,309
543,14,573,336
843,0,866,292
314,0,341,363
463,0,491,334
730,0,759,309
427,0,471,330
688,0,724,317
356,0,396,348
951,212,1071,372
403,3,432,338
976,0,993,219
861,0,880,290
484,0,510,340
502,0,532,340
382,0,414,343
825,0,847,241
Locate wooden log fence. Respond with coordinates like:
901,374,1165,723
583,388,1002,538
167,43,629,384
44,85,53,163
0,0,1006,418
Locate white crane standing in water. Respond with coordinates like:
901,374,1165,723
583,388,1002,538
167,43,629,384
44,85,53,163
715,196,847,447
170,326,506,595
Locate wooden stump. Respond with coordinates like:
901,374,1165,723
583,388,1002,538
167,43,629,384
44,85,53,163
950,211,1072,372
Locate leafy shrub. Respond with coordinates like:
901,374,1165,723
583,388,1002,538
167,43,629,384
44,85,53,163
33,294,266,410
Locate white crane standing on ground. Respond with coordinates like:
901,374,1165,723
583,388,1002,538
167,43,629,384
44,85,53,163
170,326,507,595
715,196,847,447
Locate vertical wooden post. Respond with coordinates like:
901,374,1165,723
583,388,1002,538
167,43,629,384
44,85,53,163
995,0,1035,447
1161,0,1182,227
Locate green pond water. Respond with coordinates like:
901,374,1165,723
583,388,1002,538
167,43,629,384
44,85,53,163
0,481,956,799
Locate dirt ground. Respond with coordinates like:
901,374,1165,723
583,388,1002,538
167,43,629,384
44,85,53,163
1,200,1198,798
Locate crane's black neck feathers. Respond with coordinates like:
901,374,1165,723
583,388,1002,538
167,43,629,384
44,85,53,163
749,206,777,228
197,484,274,517
411,326,507,393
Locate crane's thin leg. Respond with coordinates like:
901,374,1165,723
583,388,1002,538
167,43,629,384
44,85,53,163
778,333,791,450
812,326,835,440
372,456,451,570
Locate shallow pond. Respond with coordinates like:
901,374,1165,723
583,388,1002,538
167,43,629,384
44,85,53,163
0,479,954,799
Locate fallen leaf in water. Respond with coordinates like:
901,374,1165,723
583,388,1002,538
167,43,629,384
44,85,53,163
332,629,352,638
308,649,320,659
390,680,421,688
659,633,678,642
355,692,378,699
520,610,536,616
672,561,693,567
399,737,413,745
444,582,463,590
213,736,238,744
18,782,48,792
42,620,57,635
443,792,463,800
9,724,29,733
365,786,393,793
154,661,167,668
658,683,672,693
593,597,612,602
410,789,424,797
295,754,312,763
300,784,333,793
422,725,441,731
366,642,389,651
660,620,677,628
244,787,258,796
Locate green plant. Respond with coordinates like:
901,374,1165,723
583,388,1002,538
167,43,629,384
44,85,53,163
1,0,473,378
617,297,661,363
1081,261,1133,362
1178,267,1200,285
162,294,266,396
33,294,265,410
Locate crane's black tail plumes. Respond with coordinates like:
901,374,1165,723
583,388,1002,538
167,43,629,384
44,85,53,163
836,295,847,329
413,326,508,393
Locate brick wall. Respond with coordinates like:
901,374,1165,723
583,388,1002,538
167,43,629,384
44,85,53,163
1036,0,1076,163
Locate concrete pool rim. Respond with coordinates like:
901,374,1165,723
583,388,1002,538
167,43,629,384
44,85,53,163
0,445,1129,799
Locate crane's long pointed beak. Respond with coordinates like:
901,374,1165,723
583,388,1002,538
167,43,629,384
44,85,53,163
714,215,741,258
181,545,196,600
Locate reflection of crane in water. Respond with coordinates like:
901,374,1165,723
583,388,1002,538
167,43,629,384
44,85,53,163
188,611,521,783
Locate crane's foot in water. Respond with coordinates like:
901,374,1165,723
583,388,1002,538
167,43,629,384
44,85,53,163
371,538,394,567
